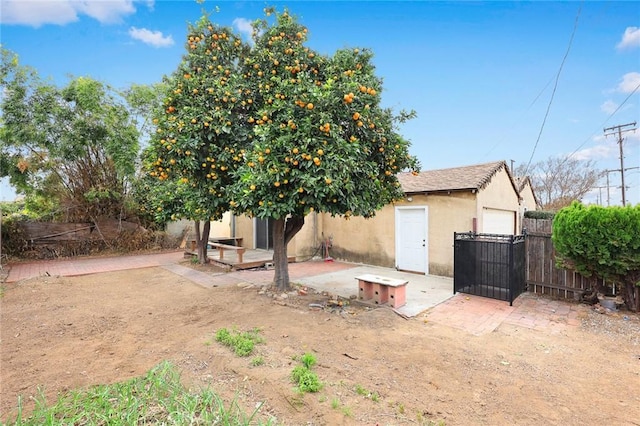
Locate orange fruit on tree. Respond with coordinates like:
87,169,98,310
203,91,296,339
307,103,314,110
352,112,360,120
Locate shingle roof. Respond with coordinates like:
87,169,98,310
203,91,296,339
398,161,512,194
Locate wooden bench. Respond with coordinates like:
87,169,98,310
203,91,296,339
190,237,244,251
356,274,408,308
209,236,243,246
208,242,246,263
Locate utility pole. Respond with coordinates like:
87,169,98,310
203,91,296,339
601,169,617,206
605,171,611,206
604,122,637,206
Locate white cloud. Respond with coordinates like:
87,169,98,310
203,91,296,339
74,0,136,24
1,1,79,26
616,72,640,93
600,100,618,115
571,141,617,161
233,17,254,39
129,27,174,48
0,0,142,27
616,26,640,50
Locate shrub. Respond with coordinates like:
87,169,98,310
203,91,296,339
524,210,555,220
552,202,640,311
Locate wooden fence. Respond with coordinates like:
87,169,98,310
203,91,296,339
11,219,148,259
524,218,608,300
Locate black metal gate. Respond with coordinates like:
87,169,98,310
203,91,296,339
453,232,526,305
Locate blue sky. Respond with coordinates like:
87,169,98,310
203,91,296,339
1,0,639,205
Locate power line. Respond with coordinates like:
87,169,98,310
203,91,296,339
522,1,582,178
565,82,640,161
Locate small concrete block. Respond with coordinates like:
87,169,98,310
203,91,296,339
373,283,389,305
387,283,407,308
358,280,374,300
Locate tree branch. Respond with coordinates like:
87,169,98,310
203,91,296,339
284,215,304,245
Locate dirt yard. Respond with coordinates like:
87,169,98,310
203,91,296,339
1,263,639,425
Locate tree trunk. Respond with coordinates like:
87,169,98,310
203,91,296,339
624,283,639,313
194,220,210,264
272,215,305,291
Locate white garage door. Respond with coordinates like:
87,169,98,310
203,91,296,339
482,208,515,235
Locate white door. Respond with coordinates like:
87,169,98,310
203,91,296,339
482,208,515,235
395,207,428,274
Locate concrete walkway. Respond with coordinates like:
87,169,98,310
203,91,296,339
3,252,586,335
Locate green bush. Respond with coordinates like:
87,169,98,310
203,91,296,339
552,202,640,311
524,210,555,220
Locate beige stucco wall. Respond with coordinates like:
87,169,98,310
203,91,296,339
166,213,231,240
476,168,521,233
420,192,476,276
319,204,396,267
519,183,538,213
295,192,477,277
234,215,254,248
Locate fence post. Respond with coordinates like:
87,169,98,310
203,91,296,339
508,235,514,306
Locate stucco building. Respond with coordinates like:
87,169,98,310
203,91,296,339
234,160,536,277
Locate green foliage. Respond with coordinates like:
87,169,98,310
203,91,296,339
552,203,640,282
524,210,555,220
215,327,264,357
251,356,265,366
300,352,317,369
1,48,140,221
291,352,322,393
355,384,380,402
143,7,420,288
291,366,322,393
6,361,272,425
553,202,640,311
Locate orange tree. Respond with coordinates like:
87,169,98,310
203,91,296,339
145,8,419,282
144,15,250,262
230,9,419,289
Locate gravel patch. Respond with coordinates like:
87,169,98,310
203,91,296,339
581,307,640,346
